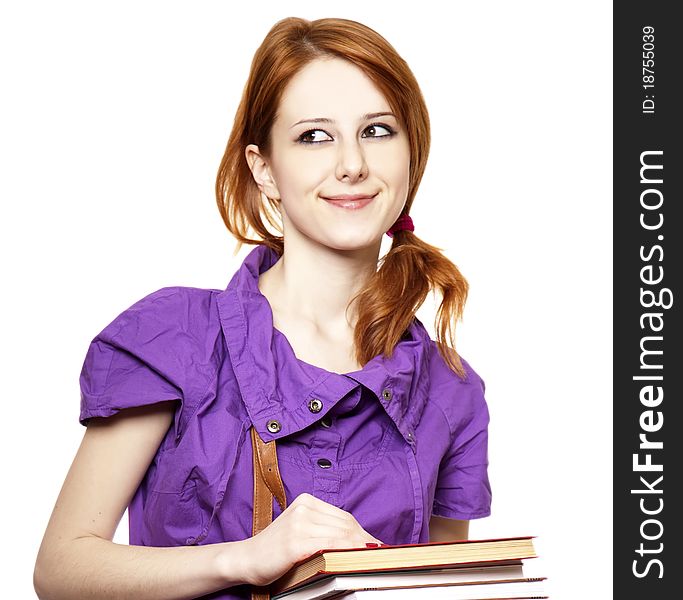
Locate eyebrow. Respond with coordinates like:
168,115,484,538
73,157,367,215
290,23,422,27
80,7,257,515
290,112,397,129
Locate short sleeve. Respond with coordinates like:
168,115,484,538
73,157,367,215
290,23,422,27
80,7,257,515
78,287,190,428
432,367,492,520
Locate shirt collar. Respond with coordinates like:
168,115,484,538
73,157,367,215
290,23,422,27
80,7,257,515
216,244,432,450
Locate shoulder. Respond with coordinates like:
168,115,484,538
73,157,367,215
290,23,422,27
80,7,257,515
105,285,218,327
89,285,226,389
97,285,222,342
79,285,226,425
425,340,489,436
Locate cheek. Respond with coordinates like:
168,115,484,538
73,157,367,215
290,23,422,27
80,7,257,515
277,152,329,193
383,151,411,192
272,158,318,194
369,141,410,181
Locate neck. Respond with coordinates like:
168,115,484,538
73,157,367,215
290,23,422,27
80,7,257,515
258,234,381,336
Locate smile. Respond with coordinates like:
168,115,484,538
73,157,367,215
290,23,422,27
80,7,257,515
322,193,378,210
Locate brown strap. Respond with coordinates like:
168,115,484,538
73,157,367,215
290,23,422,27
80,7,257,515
252,426,288,515
251,426,287,600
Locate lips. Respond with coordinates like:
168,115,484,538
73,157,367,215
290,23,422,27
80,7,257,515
323,193,377,201
322,192,378,210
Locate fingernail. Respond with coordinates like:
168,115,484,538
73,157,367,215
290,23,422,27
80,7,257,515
365,542,379,548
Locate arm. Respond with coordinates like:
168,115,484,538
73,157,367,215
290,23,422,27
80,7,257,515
33,401,248,600
428,516,469,542
33,401,384,599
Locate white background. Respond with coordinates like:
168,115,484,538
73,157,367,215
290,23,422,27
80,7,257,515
1,1,612,598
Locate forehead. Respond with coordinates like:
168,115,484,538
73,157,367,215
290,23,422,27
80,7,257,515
277,58,391,124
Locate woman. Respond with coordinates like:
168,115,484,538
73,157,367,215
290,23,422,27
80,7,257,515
34,16,491,600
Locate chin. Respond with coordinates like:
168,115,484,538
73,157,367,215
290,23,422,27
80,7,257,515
320,234,379,253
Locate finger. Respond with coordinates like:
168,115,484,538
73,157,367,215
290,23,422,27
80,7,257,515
309,524,383,549
285,497,348,525
310,515,382,546
303,522,364,541
304,533,376,553
287,494,382,542
298,493,362,522
284,528,372,565
291,538,348,562
305,511,359,530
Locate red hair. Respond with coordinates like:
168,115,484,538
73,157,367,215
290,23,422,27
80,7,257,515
215,17,469,378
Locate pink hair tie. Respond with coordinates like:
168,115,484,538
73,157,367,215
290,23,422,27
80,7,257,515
386,214,414,238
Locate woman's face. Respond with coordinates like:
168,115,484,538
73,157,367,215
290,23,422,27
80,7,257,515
247,57,411,252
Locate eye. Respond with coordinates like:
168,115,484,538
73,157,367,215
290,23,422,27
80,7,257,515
296,123,396,145
363,123,395,138
298,129,333,144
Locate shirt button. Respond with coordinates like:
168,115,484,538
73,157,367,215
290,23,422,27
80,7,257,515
317,458,332,469
382,388,392,400
308,398,323,413
407,431,414,441
320,415,332,428
266,419,282,433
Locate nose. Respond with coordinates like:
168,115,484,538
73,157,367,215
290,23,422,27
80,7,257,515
335,137,368,182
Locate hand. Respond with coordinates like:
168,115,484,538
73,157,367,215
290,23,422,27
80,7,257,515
239,492,384,587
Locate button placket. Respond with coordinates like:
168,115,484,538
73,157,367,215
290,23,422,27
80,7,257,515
311,426,341,500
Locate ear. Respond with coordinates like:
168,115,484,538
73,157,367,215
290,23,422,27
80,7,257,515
245,144,281,201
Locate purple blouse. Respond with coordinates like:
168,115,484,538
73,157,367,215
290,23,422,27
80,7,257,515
79,244,492,599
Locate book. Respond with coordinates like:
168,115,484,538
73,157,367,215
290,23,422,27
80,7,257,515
318,577,547,599
270,536,537,596
272,563,529,600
